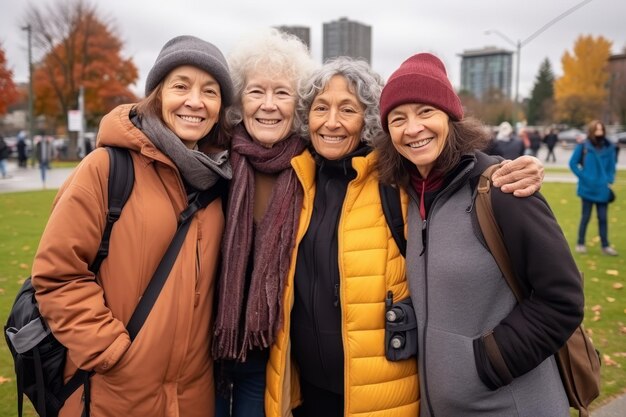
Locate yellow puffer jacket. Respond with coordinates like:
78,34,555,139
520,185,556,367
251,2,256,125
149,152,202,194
265,148,419,417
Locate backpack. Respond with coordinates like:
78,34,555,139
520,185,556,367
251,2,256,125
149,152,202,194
4,147,134,417
475,164,601,417
379,167,602,417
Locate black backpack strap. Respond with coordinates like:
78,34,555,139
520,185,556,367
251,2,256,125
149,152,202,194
59,147,133,414
379,183,407,257
89,147,134,273
126,179,227,341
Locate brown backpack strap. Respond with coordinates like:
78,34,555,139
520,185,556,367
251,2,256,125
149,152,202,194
475,165,525,302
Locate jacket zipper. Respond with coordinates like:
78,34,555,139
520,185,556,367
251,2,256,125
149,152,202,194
422,217,436,417
413,163,474,417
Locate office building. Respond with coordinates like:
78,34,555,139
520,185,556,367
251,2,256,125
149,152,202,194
460,47,513,100
275,25,311,50
323,17,371,64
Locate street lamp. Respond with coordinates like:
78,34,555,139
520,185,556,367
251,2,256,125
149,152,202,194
485,0,594,120
21,24,34,165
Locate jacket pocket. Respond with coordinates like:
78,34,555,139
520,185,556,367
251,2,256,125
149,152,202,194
425,327,516,414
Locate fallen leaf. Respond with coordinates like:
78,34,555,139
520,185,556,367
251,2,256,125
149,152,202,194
606,297,616,303
0,376,11,384
592,316,602,322
591,277,600,283
614,352,626,358
606,270,619,276
602,354,619,367
591,305,603,312
19,263,29,270
613,283,624,290
0,288,5,295
21,245,31,251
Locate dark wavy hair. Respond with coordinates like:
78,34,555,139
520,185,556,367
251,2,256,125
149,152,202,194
373,116,491,186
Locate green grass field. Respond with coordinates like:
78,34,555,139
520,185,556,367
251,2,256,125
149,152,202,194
0,172,624,416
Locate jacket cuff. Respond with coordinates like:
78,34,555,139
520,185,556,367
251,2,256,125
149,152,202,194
473,331,514,390
93,332,131,374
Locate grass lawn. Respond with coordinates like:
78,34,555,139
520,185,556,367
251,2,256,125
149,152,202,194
0,173,624,416
542,171,626,410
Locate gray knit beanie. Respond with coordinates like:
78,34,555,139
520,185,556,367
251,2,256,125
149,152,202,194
145,35,233,106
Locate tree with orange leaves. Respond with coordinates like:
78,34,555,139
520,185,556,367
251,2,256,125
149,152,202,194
554,35,612,126
0,42,19,115
25,0,138,134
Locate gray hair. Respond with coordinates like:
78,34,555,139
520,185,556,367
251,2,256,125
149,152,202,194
298,57,384,144
225,28,316,132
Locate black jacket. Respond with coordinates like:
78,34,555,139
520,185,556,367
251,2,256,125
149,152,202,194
290,147,367,394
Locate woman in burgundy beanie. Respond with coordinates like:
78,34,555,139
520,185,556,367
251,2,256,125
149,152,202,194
375,52,583,417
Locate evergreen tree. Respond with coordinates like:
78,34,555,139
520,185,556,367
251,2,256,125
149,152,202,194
527,58,554,125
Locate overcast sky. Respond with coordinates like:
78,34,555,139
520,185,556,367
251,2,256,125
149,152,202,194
1,0,624,100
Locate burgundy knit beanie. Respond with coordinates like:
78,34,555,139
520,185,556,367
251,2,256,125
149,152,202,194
380,53,463,132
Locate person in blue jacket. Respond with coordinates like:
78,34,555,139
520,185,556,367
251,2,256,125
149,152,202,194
569,119,618,256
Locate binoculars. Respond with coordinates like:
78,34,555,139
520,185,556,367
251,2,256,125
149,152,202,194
385,291,418,361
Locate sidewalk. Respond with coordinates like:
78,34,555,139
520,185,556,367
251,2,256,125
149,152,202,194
593,393,626,417
0,161,75,193
0,159,583,194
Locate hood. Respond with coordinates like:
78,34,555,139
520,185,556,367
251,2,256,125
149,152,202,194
496,121,513,141
96,104,155,154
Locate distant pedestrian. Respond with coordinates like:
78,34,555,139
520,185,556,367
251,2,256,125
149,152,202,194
543,128,559,162
569,120,618,256
520,128,532,155
488,121,525,159
528,129,542,157
17,131,28,168
84,136,93,155
0,135,10,178
35,135,53,188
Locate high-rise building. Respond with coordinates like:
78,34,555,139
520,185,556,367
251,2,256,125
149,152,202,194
459,47,513,100
322,17,371,64
275,25,311,50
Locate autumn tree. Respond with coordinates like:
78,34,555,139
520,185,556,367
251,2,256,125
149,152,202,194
555,35,612,126
0,42,19,115
25,0,138,148
526,58,554,126
460,88,515,126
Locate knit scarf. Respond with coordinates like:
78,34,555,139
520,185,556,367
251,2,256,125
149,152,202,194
213,124,307,361
140,114,232,189
410,167,445,220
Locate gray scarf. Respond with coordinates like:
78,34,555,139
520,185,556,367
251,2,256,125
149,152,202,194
140,114,232,189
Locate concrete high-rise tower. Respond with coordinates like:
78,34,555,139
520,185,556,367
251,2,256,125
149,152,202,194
459,47,513,100
323,17,371,64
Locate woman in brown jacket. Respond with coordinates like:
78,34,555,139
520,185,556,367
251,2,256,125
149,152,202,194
31,35,233,417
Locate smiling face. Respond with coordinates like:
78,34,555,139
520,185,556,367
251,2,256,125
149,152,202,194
160,65,222,148
308,75,365,160
242,71,297,148
387,103,450,178
594,123,605,138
